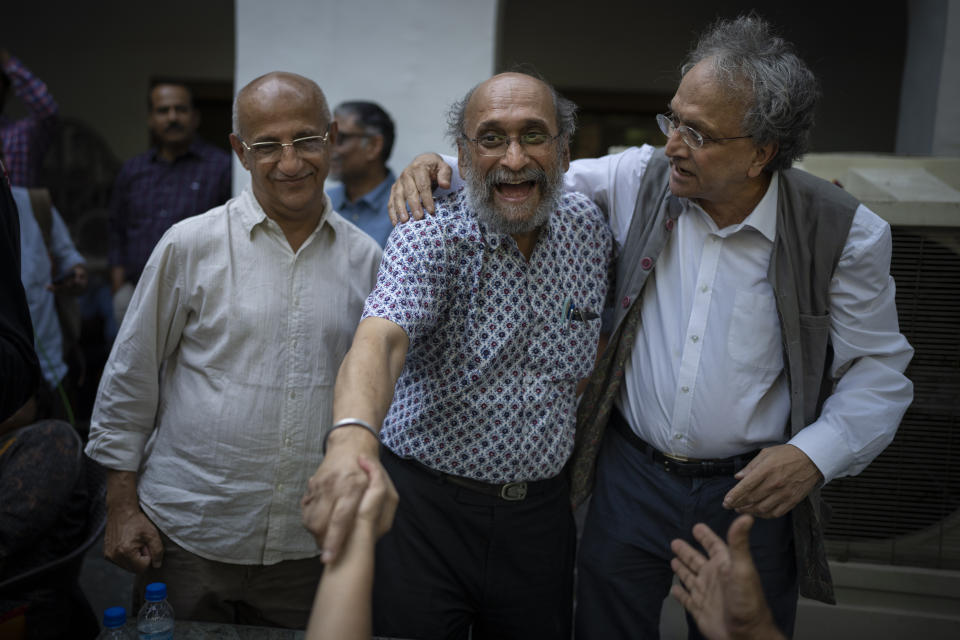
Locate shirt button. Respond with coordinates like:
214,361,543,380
640,257,653,270
285,437,292,447
681,386,690,393
277,483,284,491
294,298,300,307
665,218,675,231
674,433,683,440
691,335,699,343
289,391,296,399
700,285,708,293
292,339,298,348
621,296,631,309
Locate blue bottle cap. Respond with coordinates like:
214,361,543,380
103,606,126,627
144,582,167,602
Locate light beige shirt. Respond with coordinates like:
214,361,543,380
85,188,382,564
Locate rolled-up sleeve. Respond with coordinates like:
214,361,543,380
85,228,191,470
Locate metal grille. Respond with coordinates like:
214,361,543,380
823,227,960,569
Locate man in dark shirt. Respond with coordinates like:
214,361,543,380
0,49,59,188
108,82,231,296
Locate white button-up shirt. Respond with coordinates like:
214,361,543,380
85,188,382,564
564,145,913,483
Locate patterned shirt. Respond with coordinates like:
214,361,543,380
0,56,59,187
108,139,231,284
364,189,612,483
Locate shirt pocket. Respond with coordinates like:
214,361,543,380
539,315,600,382
727,289,783,371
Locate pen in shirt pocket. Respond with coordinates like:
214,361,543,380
562,296,600,323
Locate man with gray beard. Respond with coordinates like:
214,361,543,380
301,72,612,639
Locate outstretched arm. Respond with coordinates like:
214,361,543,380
306,455,398,640
302,317,409,563
670,515,785,640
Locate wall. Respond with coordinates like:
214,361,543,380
933,1,960,156
2,0,235,163
234,0,498,193
498,0,909,155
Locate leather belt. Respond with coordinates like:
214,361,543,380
608,408,760,477
384,447,564,501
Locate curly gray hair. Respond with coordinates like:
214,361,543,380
445,72,577,146
682,14,819,173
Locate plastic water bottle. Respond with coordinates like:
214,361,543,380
97,606,133,639
136,582,175,640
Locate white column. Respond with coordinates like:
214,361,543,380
233,0,498,193
896,0,960,156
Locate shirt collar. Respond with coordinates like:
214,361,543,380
743,172,779,242
237,188,335,240
682,172,779,242
329,170,395,210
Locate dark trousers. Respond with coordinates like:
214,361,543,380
373,449,576,640
135,530,323,628
575,426,798,640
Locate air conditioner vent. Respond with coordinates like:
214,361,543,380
823,227,960,569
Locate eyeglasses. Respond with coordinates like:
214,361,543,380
334,131,373,146
656,113,750,150
239,129,331,162
463,132,561,157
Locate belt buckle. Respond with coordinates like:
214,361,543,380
662,452,691,462
500,481,528,501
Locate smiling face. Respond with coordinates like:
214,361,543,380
664,59,773,218
230,74,333,226
457,73,570,235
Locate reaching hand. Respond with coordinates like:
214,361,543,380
722,444,822,518
670,515,784,640
104,507,164,573
354,454,398,538
47,264,88,295
301,426,382,563
387,153,452,224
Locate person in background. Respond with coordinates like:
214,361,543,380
10,185,87,422
0,155,40,422
108,81,230,321
85,72,381,626
327,101,396,247
0,49,59,188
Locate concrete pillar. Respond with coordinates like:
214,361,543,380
233,0,499,193
896,0,960,156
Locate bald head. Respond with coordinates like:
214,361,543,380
232,71,331,139
446,71,577,143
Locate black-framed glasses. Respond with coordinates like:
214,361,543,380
463,131,561,157
239,128,331,162
656,113,750,149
